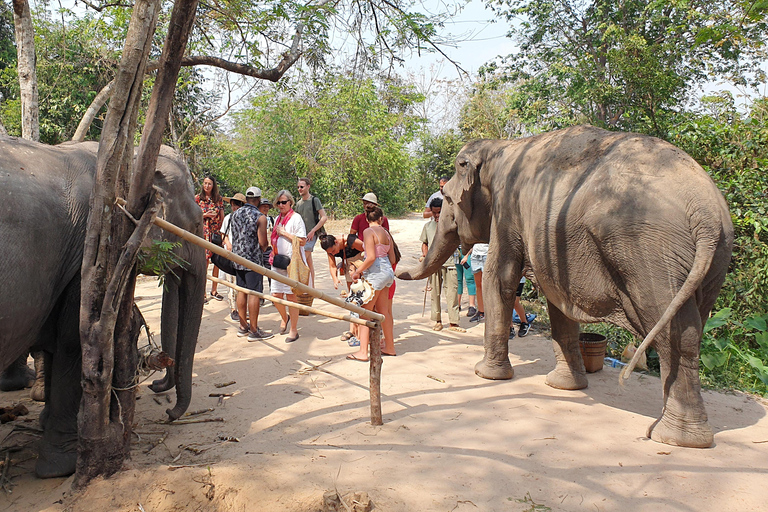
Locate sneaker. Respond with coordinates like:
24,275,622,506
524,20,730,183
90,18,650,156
466,306,477,318
236,325,250,337
518,322,531,337
509,327,516,340
230,310,239,321
247,327,274,341
469,311,485,323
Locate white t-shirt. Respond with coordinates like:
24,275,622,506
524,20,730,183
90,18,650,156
472,243,489,257
425,190,443,209
221,213,236,245
274,212,307,264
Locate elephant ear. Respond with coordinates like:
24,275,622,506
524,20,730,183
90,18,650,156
453,142,482,219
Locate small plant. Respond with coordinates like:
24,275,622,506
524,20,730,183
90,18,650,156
512,492,551,511
700,308,768,395
137,240,188,287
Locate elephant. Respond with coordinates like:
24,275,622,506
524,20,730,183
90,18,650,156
0,136,206,477
397,125,734,449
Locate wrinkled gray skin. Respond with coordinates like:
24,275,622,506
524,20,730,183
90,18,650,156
0,137,205,477
398,126,734,448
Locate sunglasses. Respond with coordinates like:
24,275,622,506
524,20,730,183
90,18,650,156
297,186,305,189
276,200,290,205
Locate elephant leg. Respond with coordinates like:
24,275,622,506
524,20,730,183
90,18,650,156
545,302,588,390
30,350,46,402
474,259,515,380
0,354,35,391
149,275,180,393
166,267,205,420
647,303,713,448
36,280,81,478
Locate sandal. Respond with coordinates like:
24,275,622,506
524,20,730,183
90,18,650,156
346,354,369,362
348,336,360,347
340,331,354,342
382,352,396,357
280,315,291,334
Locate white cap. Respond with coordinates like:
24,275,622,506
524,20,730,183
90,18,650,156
245,186,262,198
361,192,378,205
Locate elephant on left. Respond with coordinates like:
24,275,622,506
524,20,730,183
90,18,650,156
0,137,206,478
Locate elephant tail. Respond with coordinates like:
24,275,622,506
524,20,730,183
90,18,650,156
619,233,717,384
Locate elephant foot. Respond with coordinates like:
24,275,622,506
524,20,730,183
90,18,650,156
148,373,174,393
30,380,45,402
474,359,514,380
35,438,77,478
647,414,714,448
0,359,35,391
545,368,588,390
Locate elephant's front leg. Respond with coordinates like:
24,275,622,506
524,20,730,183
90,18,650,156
647,304,713,448
474,259,515,380
149,276,180,393
545,302,588,390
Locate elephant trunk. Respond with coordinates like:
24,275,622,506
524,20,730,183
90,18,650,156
396,209,461,281
167,265,205,421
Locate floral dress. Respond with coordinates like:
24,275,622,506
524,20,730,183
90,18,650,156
195,194,223,260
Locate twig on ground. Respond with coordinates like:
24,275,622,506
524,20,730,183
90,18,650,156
295,359,332,375
427,375,445,383
208,393,232,398
168,417,224,425
167,462,216,471
214,381,236,388
145,431,169,454
184,408,214,417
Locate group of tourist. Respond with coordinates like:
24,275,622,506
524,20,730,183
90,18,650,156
195,174,532,358
420,177,535,339
195,177,328,343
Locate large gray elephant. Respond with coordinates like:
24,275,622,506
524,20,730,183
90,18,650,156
398,125,733,448
0,137,206,477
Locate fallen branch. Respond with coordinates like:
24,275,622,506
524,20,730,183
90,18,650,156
208,393,232,398
167,462,216,471
184,408,214,417
213,381,235,388
144,431,168,454
169,417,224,425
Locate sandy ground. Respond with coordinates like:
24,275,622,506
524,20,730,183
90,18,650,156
2,212,768,512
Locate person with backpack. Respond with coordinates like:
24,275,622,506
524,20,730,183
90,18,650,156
294,177,327,288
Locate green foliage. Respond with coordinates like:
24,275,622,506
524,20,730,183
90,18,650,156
481,0,768,136
701,309,768,395
205,72,426,216
137,240,188,287
411,130,466,208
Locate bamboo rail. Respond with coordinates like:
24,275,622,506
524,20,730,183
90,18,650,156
121,200,385,425
207,275,377,328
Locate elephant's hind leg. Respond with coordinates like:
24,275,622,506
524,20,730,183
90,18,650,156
647,303,713,448
36,280,80,478
545,302,588,390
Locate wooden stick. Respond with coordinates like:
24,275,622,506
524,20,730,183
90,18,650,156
208,275,377,328
128,205,383,322
369,324,383,426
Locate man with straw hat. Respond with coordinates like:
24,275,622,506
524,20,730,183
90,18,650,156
350,192,389,238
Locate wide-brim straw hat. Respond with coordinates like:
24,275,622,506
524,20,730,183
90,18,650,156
361,192,378,205
224,192,246,203
349,277,375,304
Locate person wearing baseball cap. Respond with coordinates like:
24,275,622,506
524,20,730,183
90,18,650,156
229,185,273,341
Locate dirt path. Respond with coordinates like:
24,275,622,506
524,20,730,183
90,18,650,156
2,213,767,511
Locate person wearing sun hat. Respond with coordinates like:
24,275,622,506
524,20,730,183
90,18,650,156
350,192,389,238
220,192,247,320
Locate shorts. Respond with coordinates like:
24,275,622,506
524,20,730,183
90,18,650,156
270,267,292,295
304,237,318,252
235,269,263,293
471,254,486,274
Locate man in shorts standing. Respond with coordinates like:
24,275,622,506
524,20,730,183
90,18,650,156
230,186,273,341
295,177,327,287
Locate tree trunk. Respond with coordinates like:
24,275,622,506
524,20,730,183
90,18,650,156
76,0,162,488
12,0,38,141
76,0,201,487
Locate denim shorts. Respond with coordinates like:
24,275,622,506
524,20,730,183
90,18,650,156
304,236,318,252
471,254,487,274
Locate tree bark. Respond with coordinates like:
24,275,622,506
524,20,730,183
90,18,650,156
76,0,161,488
12,0,38,141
